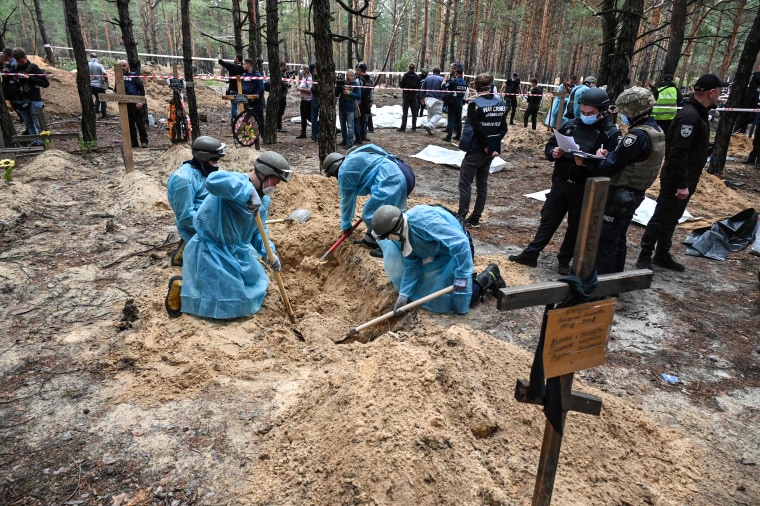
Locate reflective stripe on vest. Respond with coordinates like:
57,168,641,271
652,86,677,121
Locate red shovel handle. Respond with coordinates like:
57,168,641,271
319,218,363,262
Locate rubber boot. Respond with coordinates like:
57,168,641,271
164,276,183,318
170,239,185,267
475,264,506,299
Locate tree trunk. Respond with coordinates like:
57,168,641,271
180,0,199,140
32,0,55,65
708,7,760,175
60,0,74,59
346,2,354,69
311,0,337,163
61,0,96,144
264,0,281,145
248,0,262,64
0,87,15,146
661,0,687,77
116,0,141,74
420,0,429,67
467,0,480,72
438,0,450,68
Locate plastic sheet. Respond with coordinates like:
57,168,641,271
683,208,757,261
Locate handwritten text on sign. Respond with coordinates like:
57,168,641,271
543,298,617,378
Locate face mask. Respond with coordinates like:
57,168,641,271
619,114,630,126
386,233,401,242
580,114,599,125
263,186,276,196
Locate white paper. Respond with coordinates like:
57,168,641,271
412,145,508,173
553,129,579,152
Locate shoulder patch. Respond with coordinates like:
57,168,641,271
680,125,694,138
622,134,637,148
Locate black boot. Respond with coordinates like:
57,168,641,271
475,264,507,299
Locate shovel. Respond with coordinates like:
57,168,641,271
254,213,296,324
318,218,363,262
265,209,312,225
336,285,455,343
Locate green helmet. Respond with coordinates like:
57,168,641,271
578,87,610,109
615,86,656,118
372,205,404,239
192,136,226,162
322,152,345,178
254,151,293,182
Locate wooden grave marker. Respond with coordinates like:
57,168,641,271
551,90,570,131
101,64,147,173
496,177,653,505
159,62,193,144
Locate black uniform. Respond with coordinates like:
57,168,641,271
523,85,543,129
516,115,620,268
502,76,520,124
587,117,664,273
639,98,710,260
398,70,421,131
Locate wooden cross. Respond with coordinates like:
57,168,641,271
222,73,259,118
496,177,653,505
552,91,570,131
101,64,147,173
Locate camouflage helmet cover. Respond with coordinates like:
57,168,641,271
615,86,656,117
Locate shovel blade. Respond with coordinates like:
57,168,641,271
289,209,312,223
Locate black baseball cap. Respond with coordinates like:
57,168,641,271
693,74,729,91
356,62,368,71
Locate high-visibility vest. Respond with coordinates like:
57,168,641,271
652,86,678,121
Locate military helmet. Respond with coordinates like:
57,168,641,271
322,152,345,178
583,76,597,85
578,87,610,109
253,151,293,182
615,86,656,118
192,136,227,162
372,205,404,239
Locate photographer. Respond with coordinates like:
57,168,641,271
3,48,49,146
335,69,361,148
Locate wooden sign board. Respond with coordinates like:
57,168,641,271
543,298,617,378
100,93,147,104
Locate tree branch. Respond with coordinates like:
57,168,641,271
335,0,379,19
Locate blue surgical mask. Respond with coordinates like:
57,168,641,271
580,114,599,125
619,114,630,126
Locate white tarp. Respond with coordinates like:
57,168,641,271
289,104,446,130
412,145,512,174
522,192,701,226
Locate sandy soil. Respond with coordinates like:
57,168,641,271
1,62,758,505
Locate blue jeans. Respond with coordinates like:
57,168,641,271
339,109,354,146
17,101,44,146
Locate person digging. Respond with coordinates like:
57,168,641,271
322,144,415,258
165,151,293,319
371,204,505,315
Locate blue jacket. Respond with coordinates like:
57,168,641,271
378,205,473,314
420,74,444,100
337,144,408,232
167,159,212,242
180,171,276,319
337,78,362,112
123,71,144,96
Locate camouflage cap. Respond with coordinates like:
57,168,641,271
615,86,656,117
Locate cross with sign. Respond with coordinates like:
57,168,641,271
551,90,570,131
101,64,147,173
496,177,653,505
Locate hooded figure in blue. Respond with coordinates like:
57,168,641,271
322,144,414,249
372,205,506,315
164,152,293,320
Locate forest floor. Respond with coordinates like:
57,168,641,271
0,61,759,505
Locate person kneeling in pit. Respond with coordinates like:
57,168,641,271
322,144,415,258
167,135,228,267
371,204,506,315
164,152,293,319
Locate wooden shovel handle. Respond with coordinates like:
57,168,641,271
346,285,455,336
254,213,295,323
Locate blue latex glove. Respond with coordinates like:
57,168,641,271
393,294,410,317
269,255,281,271
453,278,468,292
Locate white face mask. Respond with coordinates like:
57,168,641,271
386,233,401,242
263,186,276,196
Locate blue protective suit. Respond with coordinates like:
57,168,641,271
378,205,473,314
338,144,408,233
167,160,210,243
545,83,574,128
180,171,275,319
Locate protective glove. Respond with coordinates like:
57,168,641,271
341,227,353,237
453,278,468,292
247,192,261,215
269,255,281,271
393,294,410,317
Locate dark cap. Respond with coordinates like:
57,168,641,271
309,63,316,73
693,73,729,91
357,62,368,71
90,53,97,58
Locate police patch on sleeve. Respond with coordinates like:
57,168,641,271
680,125,694,138
622,134,637,147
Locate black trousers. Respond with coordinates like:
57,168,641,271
457,150,492,221
299,100,310,135
127,103,148,146
524,103,540,129
639,182,694,257
596,189,645,274
522,176,585,265
400,95,418,130
507,95,517,123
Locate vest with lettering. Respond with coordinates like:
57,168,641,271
458,94,507,152
652,86,678,121
610,124,665,191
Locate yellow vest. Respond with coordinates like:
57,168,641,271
652,86,677,121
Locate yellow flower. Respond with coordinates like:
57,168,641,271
39,131,52,137
0,159,15,169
